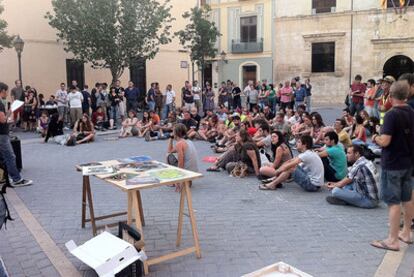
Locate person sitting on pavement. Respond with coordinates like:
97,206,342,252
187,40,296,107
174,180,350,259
259,135,324,191
255,121,273,161
325,144,379,208
351,114,367,145
37,111,49,138
91,106,106,131
259,131,292,180
317,131,347,182
119,110,138,138
334,118,352,149
0,82,33,187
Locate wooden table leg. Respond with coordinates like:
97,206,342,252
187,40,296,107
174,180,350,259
136,191,145,227
176,185,186,247
127,191,133,225
184,181,201,258
132,191,149,275
85,178,97,236
81,176,87,228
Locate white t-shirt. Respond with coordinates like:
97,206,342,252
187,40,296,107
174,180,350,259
298,150,324,187
164,90,176,105
192,86,201,100
260,135,273,160
68,91,83,108
56,89,68,107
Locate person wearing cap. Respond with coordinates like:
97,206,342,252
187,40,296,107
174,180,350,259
373,78,384,119
378,76,395,125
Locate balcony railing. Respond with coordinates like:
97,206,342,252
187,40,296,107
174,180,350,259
231,38,263,54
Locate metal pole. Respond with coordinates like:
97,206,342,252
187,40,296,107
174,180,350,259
17,52,22,83
192,61,195,83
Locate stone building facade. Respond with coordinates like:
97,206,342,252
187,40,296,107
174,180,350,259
0,0,197,99
274,0,414,103
206,0,275,89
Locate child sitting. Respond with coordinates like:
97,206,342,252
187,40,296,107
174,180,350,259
37,111,49,137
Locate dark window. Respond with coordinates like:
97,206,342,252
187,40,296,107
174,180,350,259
387,0,414,8
312,42,335,73
66,59,85,90
312,0,336,13
240,16,257,43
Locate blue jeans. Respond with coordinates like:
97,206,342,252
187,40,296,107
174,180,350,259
332,184,378,208
305,96,311,112
349,102,364,116
295,101,304,110
292,166,321,192
162,103,173,120
147,101,155,111
0,135,21,182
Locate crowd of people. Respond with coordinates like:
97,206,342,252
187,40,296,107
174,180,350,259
1,72,414,251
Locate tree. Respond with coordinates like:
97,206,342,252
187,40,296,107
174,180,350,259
175,5,221,88
0,1,14,52
46,0,174,85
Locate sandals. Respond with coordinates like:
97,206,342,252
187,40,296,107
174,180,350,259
370,240,399,251
261,177,276,184
398,236,413,245
206,167,220,172
259,184,280,190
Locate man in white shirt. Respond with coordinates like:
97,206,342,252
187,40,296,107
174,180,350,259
68,85,84,127
55,82,68,124
259,135,324,191
192,81,202,114
243,80,253,109
162,84,176,120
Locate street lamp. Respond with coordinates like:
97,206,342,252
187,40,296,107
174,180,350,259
13,35,25,83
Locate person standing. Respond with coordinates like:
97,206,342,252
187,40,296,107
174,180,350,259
232,82,242,110
182,81,195,110
0,82,32,187
293,81,306,110
68,85,84,128
81,85,91,116
146,83,156,111
218,82,228,108
364,79,376,117
11,80,24,126
163,84,176,120
349,75,366,116
192,81,203,114
370,81,414,251
280,80,293,111
247,82,258,112
203,83,215,113
304,78,312,112
243,81,253,109
124,81,139,112
56,82,68,126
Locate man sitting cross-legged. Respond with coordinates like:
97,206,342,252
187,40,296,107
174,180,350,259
317,131,347,182
259,135,324,191
325,144,379,208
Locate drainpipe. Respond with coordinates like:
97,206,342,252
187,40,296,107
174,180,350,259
349,0,354,85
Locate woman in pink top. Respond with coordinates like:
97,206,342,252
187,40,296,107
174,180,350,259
280,80,293,111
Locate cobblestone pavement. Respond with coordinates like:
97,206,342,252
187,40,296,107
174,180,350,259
0,107,412,277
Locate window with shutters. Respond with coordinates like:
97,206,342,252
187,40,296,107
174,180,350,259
312,0,336,13
312,42,335,73
240,16,257,43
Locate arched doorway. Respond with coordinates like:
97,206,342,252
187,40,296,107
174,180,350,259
383,55,414,79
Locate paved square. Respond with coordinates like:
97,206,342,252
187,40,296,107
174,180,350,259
0,107,398,276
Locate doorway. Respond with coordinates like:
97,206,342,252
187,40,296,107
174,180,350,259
383,55,414,80
203,63,213,88
66,59,85,90
129,58,147,93
242,65,257,88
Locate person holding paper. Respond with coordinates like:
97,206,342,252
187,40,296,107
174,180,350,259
0,82,33,187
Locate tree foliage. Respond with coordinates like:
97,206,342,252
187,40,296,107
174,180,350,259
0,1,14,52
175,5,221,85
46,0,174,84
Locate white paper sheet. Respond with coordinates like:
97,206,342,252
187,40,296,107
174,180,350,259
11,100,24,112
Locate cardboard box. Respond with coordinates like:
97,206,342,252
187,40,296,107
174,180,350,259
66,231,146,277
242,261,313,277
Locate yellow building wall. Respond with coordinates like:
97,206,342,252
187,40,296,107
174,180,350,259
0,0,196,100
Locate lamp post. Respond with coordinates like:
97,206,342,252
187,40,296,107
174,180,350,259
219,51,228,83
13,35,25,83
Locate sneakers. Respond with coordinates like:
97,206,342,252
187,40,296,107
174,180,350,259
11,179,33,188
326,196,347,206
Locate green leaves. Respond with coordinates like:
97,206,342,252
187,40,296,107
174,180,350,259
175,5,221,69
0,1,14,52
46,0,174,84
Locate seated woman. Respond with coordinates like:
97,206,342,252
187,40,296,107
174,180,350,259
119,110,138,138
136,111,151,137
92,106,106,131
167,123,199,191
37,111,49,137
259,131,292,180
351,114,367,145
292,114,313,138
73,114,95,144
310,112,325,146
